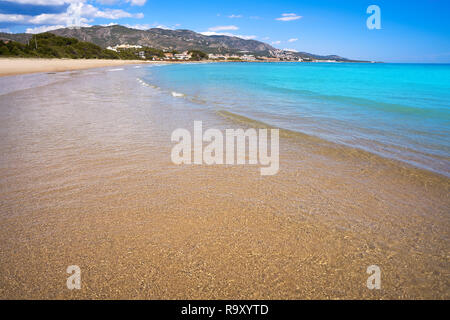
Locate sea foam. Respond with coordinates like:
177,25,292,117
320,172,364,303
171,91,185,97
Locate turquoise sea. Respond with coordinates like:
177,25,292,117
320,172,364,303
141,62,450,176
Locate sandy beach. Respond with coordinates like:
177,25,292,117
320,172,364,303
0,58,154,77
0,65,448,300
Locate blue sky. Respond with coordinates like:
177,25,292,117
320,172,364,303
0,0,449,62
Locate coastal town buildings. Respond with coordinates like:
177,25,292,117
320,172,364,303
208,53,227,60
313,59,337,62
103,43,333,63
164,52,174,59
241,54,256,61
261,57,281,62
174,51,192,60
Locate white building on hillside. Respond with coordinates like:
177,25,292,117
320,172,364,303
208,53,227,60
174,51,191,60
241,54,256,61
107,44,143,52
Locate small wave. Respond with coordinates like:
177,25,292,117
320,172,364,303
84,71,101,75
171,91,185,98
108,68,124,72
136,78,159,89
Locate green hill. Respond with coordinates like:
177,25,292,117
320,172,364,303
0,33,122,59
0,32,167,60
0,25,356,61
0,26,365,62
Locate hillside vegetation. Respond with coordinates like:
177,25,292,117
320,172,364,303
0,33,120,59
0,25,275,56
0,26,360,62
0,32,214,62
0,33,168,60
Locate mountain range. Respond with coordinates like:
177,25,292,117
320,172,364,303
0,25,353,61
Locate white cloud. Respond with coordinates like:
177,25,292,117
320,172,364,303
96,0,147,6
0,14,28,23
276,13,302,21
7,0,147,4
208,25,239,32
288,38,298,42
25,24,67,34
148,22,181,30
96,0,119,4
271,40,281,45
28,12,88,25
100,22,118,26
235,34,257,40
6,0,84,4
0,28,11,33
228,14,242,19
200,31,256,40
154,24,172,30
127,0,147,5
82,4,143,19
125,23,151,30
0,3,143,28
236,34,257,40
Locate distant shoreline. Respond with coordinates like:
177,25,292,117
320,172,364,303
0,58,381,78
0,58,158,77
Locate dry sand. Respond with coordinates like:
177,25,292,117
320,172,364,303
0,58,154,77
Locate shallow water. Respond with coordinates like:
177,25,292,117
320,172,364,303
141,62,450,176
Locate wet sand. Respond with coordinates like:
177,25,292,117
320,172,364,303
0,58,155,77
0,67,448,299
